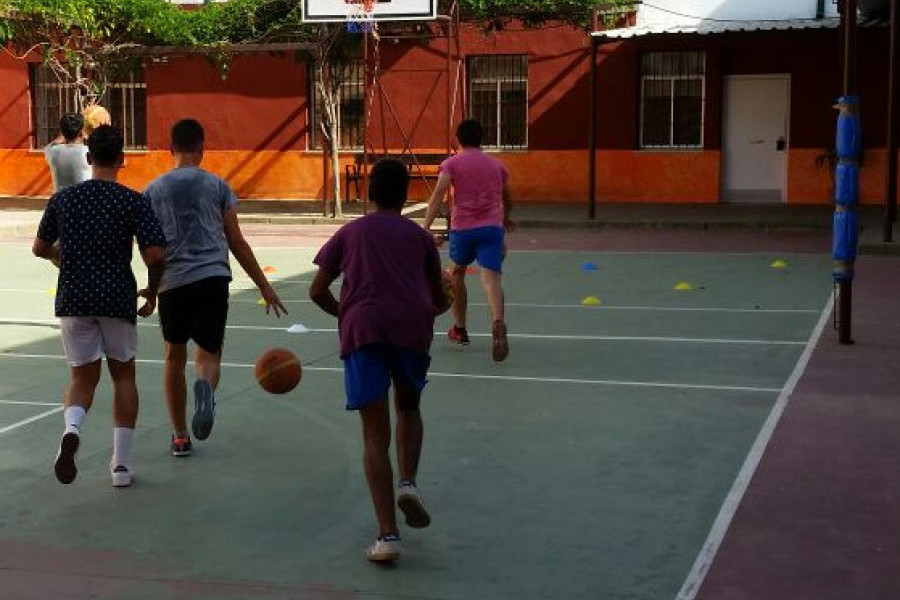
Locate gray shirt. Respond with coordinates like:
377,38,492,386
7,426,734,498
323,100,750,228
44,143,91,191
144,167,238,293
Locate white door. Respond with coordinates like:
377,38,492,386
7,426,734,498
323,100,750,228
723,75,790,203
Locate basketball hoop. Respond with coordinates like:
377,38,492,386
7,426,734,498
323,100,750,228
346,0,376,33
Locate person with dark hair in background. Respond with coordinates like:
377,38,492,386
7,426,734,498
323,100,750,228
310,158,448,563
423,118,515,362
143,118,286,459
33,125,167,488
44,113,92,191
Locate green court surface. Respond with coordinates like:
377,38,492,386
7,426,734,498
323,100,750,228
0,242,832,600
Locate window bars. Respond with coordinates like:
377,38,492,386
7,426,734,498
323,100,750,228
639,51,705,149
29,64,148,150
311,59,366,151
467,55,528,150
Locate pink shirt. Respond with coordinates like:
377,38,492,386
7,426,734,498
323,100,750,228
440,149,508,230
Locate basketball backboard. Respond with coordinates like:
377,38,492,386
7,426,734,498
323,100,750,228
302,0,437,22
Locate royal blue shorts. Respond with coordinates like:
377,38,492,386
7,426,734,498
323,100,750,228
449,225,504,273
343,343,431,411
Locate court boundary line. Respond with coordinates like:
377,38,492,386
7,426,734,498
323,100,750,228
0,290,822,314
0,352,783,394
674,292,835,600
0,319,808,346
0,406,63,435
0,400,58,407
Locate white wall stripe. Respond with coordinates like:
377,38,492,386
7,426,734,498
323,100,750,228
674,292,834,600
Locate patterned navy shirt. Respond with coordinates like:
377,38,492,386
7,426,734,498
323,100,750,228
37,180,167,323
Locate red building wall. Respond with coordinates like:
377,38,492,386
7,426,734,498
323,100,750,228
591,26,896,204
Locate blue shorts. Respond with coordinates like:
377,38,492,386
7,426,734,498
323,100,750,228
449,226,504,273
343,344,431,411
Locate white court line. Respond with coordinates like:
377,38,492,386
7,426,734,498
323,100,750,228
674,292,834,600
0,318,805,345
0,352,783,394
0,289,822,314
0,400,59,407
0,406,63,435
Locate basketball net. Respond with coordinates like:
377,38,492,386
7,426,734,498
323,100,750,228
346,0,376,34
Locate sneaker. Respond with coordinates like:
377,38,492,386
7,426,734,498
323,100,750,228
397,483,431,528
366,533,401,562
171,435,193,457
54,432,80,485
191,379,216,441
111,465,132,488
448,325,470,346
492,320,509,362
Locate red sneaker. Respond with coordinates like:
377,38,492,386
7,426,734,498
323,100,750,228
448,325,470,345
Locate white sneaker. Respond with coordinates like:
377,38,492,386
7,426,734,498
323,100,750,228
397,483,431,528
366,534,401,562
110,465,133,488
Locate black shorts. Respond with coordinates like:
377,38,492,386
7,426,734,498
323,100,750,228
158,276,230,354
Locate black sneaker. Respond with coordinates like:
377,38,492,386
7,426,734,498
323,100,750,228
191,380,215,441
54,432,80,484
171,435,193,457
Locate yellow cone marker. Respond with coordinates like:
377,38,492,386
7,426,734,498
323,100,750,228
263,266,277,274
770,259,789,269
674,282,694,291
582,296,602,306
47,287,56,296
257,298,267,306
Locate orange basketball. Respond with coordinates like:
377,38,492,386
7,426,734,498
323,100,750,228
255,348,302,394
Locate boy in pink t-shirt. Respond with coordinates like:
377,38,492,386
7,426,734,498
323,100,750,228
424,119,514,362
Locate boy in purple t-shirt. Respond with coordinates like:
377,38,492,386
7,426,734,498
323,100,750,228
310,159,448,563
423,119,514,362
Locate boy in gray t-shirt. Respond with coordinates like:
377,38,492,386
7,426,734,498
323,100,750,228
44,114,91,191
142,119,287,457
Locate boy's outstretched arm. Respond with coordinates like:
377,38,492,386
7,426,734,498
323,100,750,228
223,207,288,317
309,268,340,317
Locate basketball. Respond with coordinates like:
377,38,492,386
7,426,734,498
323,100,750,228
255,348,302,394
82,104,111,134
437,269,454,315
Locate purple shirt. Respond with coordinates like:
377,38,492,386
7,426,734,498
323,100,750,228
439,148,508,230
314,212,442,357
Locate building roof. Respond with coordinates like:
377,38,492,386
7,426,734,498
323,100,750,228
592,17,840,39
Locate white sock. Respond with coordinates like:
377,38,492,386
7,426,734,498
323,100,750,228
64,406,86,435
112,427,134,469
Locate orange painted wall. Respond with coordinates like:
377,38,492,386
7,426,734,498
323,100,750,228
595,151,721,203
788,148,900,205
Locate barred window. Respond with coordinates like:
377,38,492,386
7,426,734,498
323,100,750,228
640,52,705,149
29,64,147,150
467,55,528,149
311,60,365,151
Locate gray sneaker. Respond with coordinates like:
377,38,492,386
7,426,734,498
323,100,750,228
397,483,431,528
191,380,216,441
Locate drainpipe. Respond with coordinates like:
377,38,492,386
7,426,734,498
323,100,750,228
816,0,826,19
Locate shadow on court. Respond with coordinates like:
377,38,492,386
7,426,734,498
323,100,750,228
0,230,879,600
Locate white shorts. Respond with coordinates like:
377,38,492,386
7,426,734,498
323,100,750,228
60,317,137,367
